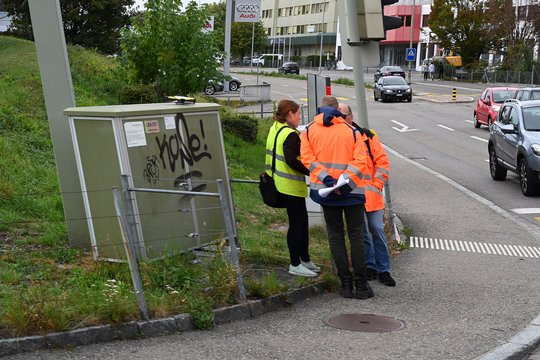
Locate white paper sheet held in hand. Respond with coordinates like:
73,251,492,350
318,174,349,198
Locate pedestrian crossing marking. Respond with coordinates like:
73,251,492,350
511,208,540,214
409,236,540,259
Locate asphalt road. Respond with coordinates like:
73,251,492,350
9,73,540,360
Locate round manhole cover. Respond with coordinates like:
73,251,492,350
324,313,405,332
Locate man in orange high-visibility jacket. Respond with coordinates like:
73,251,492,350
300,96,374,300
339,103,396,288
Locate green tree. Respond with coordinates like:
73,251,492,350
207,2,267,59
0,0,135,54
429,0,489,66
120,0,223,96
486,0,539,70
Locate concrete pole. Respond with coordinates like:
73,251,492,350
318,8,325,74
408,0,415,84
223,0,233,91
28,0,90,247
344,0,369,128
250,22,255,72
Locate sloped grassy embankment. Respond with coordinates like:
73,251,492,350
0,36,334,338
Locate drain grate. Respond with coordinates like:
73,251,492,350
324,313,405,332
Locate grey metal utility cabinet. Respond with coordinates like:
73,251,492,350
64,103,235,261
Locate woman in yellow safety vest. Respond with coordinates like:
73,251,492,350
265,100,320,277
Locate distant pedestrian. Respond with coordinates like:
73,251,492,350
438,63,444,81
301,96,373,300
428,62,435,81
422,63,428,81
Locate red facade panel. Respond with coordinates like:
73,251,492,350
382,5,422,44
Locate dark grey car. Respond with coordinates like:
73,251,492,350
373,76,412,102
488,99,540,196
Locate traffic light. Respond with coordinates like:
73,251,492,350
355,0,403,41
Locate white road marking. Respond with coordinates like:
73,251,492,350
438,124,455,131
511,208,540,214
465,120,473,124
409,237,540,258
391,120,419,133
470,136,488,143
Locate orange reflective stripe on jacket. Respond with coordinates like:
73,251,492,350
364,133,390,212
300,113,371,196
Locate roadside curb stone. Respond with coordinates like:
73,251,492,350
0,284,327,357
475,314,540,360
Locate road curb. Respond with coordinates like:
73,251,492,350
474,314,540,360
0,283,327,357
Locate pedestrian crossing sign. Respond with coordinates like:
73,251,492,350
406,48,416,62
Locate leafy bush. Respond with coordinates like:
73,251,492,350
220,108,258,142
119,83,160,104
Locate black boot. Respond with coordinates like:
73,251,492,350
366,268,378,281
379,272,396,287
354,280,374,300
340,278,353,298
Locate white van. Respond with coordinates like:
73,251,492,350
253,54,283,67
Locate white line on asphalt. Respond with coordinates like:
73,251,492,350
465,120,473,124
438,124,455,131
384,144,540,241
511,208,540,214
409,237,540,259
470,136,488,143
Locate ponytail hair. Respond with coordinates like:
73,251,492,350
274,99,300,123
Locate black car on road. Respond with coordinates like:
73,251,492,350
278,62,300,75
373,76,412,103
204,77,241,95
373,66,406,83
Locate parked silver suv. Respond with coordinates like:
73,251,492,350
488,99,540,196
513,87,540,101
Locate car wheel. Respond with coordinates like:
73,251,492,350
381,94,387,103
489,145,507,181
204,85,215,95
374,92,378,101
519,158,539,196
473,112,481,128
407,96,412,103
229,81,239,91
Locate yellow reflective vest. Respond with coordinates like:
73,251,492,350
265,122,307,198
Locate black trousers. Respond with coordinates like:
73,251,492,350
321,204,367,281
281,193,310,266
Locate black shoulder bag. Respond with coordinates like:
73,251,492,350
259,126,287,208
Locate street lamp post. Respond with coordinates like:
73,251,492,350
318,4,325,74
408,0,416,84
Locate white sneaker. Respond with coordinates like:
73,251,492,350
288,264,317,277
301,261,321,273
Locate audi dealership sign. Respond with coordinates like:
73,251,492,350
234,0,261,22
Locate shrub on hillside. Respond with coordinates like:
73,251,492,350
220,108,258,143
119,83,160,104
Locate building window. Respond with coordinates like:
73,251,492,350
267,28,272,36
517,5,527,20
422,14,429,27
404,15,411,26
302,5,309,14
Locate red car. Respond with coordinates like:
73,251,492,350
474,87,518,128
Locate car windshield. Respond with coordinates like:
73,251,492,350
386,67,402,72
522,106,540,131
492,90,515,103
382,77,407,86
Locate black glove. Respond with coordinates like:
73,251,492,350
323,175,337,187
339,183,352,195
